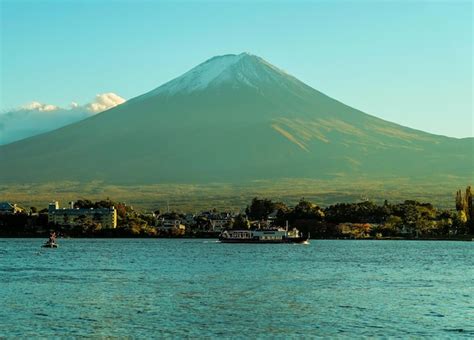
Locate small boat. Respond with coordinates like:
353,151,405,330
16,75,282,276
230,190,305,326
43,231,58,248
42,241,58,248
219,227,309,244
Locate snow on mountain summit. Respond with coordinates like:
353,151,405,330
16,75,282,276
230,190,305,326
146,53,292,97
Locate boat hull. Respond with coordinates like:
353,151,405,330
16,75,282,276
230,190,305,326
42,243,58,248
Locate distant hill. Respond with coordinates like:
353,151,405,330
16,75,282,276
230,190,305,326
0,53,472,187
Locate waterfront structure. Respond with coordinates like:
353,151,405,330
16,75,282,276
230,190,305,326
48,201,117,228
209,213,233,231
0,202,23,215
157,218,186,233
197,211,233,232
209,219,230,232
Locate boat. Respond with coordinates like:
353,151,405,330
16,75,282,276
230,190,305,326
219,227,309,244
42,231,59,248
42,241,58,248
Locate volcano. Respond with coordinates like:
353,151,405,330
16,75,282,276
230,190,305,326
0,53,472,185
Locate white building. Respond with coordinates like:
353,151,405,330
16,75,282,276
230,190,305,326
157,218,186,232
48,201,117,229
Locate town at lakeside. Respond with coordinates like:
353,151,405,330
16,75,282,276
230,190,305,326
0,186,472,240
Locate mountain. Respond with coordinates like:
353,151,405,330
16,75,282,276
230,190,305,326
0,53,472,186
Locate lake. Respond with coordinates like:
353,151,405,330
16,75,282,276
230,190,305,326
0,239,472,338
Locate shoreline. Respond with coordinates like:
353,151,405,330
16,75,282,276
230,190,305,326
1,235,472,241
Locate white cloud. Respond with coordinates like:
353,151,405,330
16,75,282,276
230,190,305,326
0,92,126,145
22,101,59,112
86,93,126,113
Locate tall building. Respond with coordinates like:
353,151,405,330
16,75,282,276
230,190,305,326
48,201,117,229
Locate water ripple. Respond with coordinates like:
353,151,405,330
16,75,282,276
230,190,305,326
0,238,472,338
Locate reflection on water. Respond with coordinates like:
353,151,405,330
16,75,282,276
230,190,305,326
0,239,473,337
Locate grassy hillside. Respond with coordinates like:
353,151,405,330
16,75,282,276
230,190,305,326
1,177,469,212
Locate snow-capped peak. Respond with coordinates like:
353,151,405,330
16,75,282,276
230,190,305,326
144,53,290,97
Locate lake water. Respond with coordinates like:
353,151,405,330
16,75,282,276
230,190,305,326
0,239,472,338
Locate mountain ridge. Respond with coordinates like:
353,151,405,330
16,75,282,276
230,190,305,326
0,53,472,186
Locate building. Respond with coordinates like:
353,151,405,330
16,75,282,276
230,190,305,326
0,202,23,215
157,218,186,232
48,201,117,229
266,210,278,225
209,217,232,232
197,211,233,232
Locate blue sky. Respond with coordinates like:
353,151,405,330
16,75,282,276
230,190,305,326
1,0,472,138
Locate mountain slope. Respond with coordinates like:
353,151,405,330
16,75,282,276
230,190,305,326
0,53,472,185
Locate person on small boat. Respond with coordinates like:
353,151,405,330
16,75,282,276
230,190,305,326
42,231,58,248
48,231,57,244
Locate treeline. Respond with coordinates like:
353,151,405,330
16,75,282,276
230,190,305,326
0,186,472,239
245,186,473,238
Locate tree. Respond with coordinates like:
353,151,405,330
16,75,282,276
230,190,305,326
466,186,473,233
74,199,94,209
454,186,473,234
455,189,464,211
383,215,403,235
458,211,468,224
292,198,324,220
436,215,453,236
273,201,289,213
232,214,249,229
324,201,387,224
116,203,128,220
93,199,114,209
452,211,468,234
245,197,275,221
